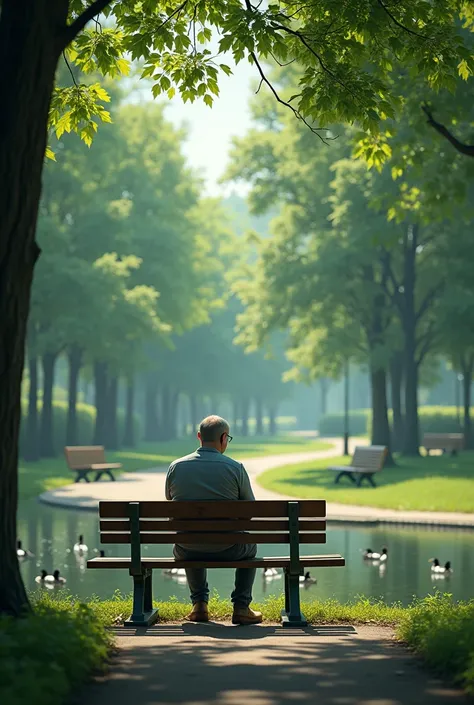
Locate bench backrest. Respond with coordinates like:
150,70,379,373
351,445,387,471
65,445,106,469
423,433,464,449
99,500,326,546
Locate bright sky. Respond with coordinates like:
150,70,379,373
163,58,256,196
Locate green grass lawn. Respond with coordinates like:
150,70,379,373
19,435,332,501
257,451,474,513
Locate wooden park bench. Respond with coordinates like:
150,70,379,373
64,446,122,483
87,499,345,628
423,433,464,455
328,445,387,488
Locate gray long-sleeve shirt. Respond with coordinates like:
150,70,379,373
165,446,255,552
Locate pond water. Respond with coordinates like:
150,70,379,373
18,498,474,605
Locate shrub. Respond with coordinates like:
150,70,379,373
397,593,474,693
319,406,463,438
0,599,112,705
20,400,142,457
319,410,370,436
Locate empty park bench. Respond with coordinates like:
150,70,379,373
87,499,345,627
64,446,122,483
328,445,387,487
423,433,464,455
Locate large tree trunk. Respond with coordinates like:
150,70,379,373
144,376,159,441
93,361,108,445
66,345,82,446
241,398,250,437
390,352,405,452
402,226,420,456
370,365,394,466
233,399,241,435
24,337,40,462
189,394,198,436
123,375,136,448
0,0,69,616
320,378,328,416
105,375,119,450
255,398,263,436
268,404,278,437
461,356,474,450
40,351,58,457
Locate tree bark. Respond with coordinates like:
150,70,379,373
66,345,82,446
40,351,58,457
370,365,394,466
93,361,108,445
24,336,40,462
402,226,420,456
320,378,328,415
105,375,119,450
0,0,73,618
144,376,159,441
390,352,405,452
461,356,474,450
123,375,136,448
255,398,263,436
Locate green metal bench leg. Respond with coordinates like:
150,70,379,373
357,473,376,488
335,471,356,485
124,571,158,627
281,570,307,627
107,470,116,481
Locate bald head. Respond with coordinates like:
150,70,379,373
199,415,229,442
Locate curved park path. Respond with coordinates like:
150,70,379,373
40,438,474,527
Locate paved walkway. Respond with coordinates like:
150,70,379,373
80,625,469,705
39,439,474,528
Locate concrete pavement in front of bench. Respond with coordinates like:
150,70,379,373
39,438,474,528
79,624,469,705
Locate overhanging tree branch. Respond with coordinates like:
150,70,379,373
377,0,429,40
249,51,329,142
422,104,474,158
415,282,444,323
64,0,113,46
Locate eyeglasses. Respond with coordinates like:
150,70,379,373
226,434,233,443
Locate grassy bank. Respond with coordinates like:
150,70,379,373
20,435,332,501
0,599,112,705
24,591,474,696
257,451,474,513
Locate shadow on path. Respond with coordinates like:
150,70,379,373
80,624,469,705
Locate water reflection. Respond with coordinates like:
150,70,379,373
18,499,474,604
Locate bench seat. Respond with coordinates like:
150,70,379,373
88,554,345,570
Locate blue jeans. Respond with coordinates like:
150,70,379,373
173,543,257,607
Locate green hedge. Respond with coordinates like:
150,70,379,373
319,410,370,436
20,400,142,456
319,406,463,437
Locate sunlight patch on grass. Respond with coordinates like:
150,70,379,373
257,452,474,513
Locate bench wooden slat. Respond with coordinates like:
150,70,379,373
99,499,326,519
65,446,107,469
99,519,327,532
100,532,327,545
90,463,123,470
87,554,345,569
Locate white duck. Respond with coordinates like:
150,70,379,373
263,568,281,579
73,535,88,554
163,568,187,577
17,540,34,558
35,569,66,585
35,570,48,583
364,547,388,562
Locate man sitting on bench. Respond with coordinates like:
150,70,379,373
166,415,262,626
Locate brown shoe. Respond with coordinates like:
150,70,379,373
186,602,209,622
232,606,263,625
